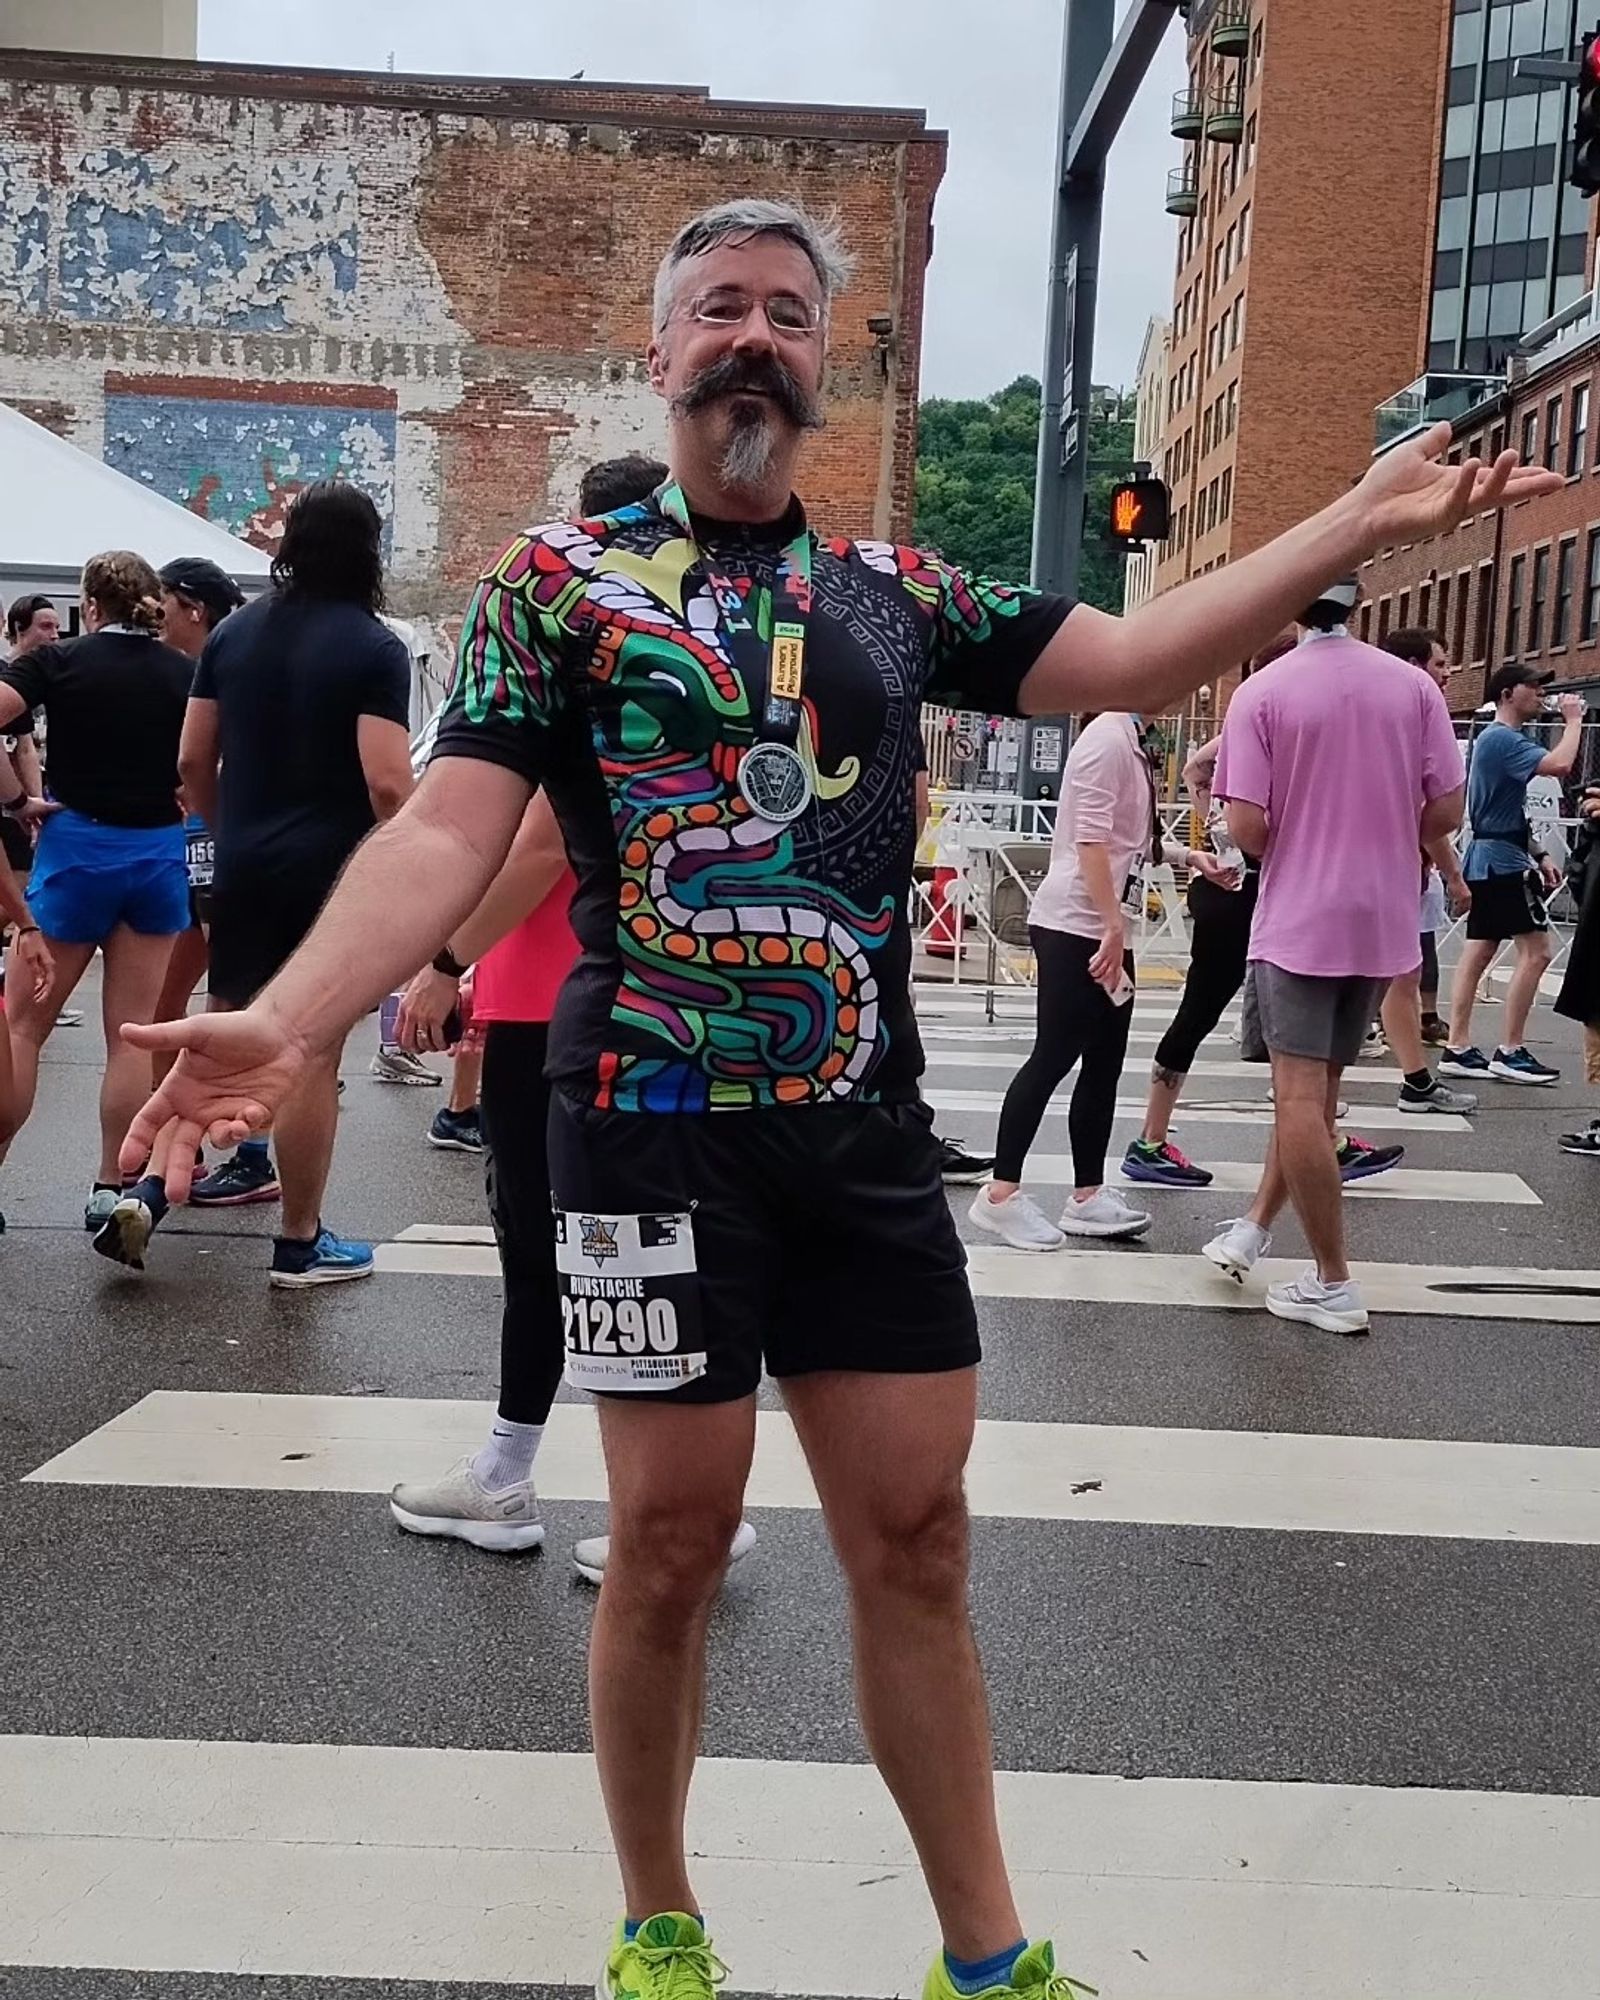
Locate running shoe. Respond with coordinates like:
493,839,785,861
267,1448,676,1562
937,1136,996,1185
1439,1045,1492,1077
601,1914,727,2000
1336,1136,1404,1182
1202,1216,1271,1282
190,1150,281,1205
1122,1137,1213,1186
1266,1271,1370,1336
92,1195,155,1271
268,1225,375,1288
574,1519,757,1587
1058,1187,1151,1239
369,1045,441,1086
1420,1018,1451,1047
1558,1121,1600,1157
55,1008,84,1028
83,1186,119,1231
923,1939,1098,2000
427,1105,484,1153
1487,1045,1560,1085
968,1188,1064,1252
1398,1080,1478,1115
389,1457,544,1553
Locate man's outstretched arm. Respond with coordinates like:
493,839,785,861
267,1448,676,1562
1019,423,1561,718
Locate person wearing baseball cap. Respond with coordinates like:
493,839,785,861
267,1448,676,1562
1441,662,1586,1085
158,557,245,644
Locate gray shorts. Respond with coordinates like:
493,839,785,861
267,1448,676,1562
1240,961,1389,1067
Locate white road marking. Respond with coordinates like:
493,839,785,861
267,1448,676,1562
27,1391,1600,1542
924,1089,1462,1132
2,1735,1594,1997
921,1048,1406,1083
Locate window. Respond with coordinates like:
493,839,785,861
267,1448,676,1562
1553,537,1576,647
1377,597,1392,642
1584,529,1600,641
1529,545,1550,651
1398,589,1411,628
1582,380,1598,475
1202,406,1213,454
1544,395,1561,472
1225,380,1238,435
1358,602,1373,644
1244,113,1257,170
1521,410,1538,465
1453,568,1471,663
1252,20,1263,73
1490,422,1506,460
1506,552,1526,656
1220,467,1232,520
1475,560,1495,661
1240,202,1251,258
1435,576,1450,651
1418,581,1432,628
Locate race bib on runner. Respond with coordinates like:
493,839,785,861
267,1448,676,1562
185,828,214,888
555,1207,706,1393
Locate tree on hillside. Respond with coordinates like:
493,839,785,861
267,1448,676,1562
913,375,1135,614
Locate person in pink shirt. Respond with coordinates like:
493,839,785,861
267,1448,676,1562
1205,577,1466,1334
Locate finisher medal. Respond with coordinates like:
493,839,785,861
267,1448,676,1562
737,740,813,824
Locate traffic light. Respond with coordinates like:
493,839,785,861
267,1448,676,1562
1106,476,1171,549
1571,29,1600,196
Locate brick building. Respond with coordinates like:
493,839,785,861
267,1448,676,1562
1361,288,1600,717
0,47,945,644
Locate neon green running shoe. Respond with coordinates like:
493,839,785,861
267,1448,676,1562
923,1940,1097,2000
601,1912,728,2000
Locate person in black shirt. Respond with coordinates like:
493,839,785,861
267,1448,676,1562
1,592,58,880
125,201,1561,2000
0,550,192,1231
119,483,410,1287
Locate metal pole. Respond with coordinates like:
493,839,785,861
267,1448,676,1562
1032,0,1114,594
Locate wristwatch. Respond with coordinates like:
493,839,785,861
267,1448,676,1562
0,791,26,818
432,944,468,979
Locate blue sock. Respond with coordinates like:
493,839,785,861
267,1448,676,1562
129,1173,169,1227
944,1943,1027,1995
237,1136,270,1162
623,1915,704,1941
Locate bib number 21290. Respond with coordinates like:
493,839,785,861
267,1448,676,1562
555,1208,706,1393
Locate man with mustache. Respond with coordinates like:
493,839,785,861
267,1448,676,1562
123,199,1560,2000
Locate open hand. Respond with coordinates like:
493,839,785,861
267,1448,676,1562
1355,420,1563,548
118,1006,311,1201
14,926,53,1001
1191,849,1241,889
13,796,60,828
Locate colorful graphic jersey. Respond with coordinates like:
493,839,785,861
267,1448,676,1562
431,493,1073,1111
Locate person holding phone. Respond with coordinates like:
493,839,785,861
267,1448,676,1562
974,711,1231,1249
1555,782,1600,1155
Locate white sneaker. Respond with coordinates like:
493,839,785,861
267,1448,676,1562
369,1045,442,1086
1202,1217,1271,1283
1059,1187,1151,1239
573,1518,757,1587
388,1457,544,1553
1266,1271,1370,1336
968,1188,1065,1251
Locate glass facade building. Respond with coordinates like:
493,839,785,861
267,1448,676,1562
1430,0,1591,372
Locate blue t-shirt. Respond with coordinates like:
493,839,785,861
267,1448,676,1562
1463,721,1546,880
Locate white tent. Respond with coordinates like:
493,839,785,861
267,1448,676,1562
0,398,272,606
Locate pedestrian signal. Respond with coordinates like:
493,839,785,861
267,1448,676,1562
1107,477,1170,548
1573,31,1600,197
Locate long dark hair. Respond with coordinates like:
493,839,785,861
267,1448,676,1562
271,480,386,613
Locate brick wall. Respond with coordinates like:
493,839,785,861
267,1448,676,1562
0,50,945,649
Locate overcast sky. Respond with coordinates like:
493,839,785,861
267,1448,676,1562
199,0,1186,403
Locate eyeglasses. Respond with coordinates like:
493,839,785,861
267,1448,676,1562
685,288,823,335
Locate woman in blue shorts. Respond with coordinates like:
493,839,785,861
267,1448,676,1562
0,551,194,1229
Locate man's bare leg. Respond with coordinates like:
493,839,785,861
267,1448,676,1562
782,1368,1022,1961
1269,1053,1349,1281
1499,931,1554,1050
1448,937,1497,1049
590,1396,756,1919
1381,970,1427,1077
274,1045,345,1241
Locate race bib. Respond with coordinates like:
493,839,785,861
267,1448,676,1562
555,1207,706,1393
185,828,214,888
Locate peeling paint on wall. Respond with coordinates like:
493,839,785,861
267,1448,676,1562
102,378,397,552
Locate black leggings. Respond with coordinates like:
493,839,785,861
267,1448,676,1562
1152,872,1258,1078
479,1022,565,1429
994,927,1135,1186
1420,929,1440,999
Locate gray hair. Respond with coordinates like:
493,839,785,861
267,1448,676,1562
651,199,854,337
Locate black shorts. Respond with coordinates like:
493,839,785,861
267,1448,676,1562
1466,871,1548,942
547,1095,980,1404
207,876,333,1007
0,814,31,877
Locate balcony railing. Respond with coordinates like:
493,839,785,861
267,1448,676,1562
1171,88,1205,140
1212,1,1252,58
1373,372,1505,455
1205,81,1245,144
1165,166,1200,217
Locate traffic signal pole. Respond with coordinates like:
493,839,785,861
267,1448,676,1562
1031,0,1186,594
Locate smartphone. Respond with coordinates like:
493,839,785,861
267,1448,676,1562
1109,969,1136,1008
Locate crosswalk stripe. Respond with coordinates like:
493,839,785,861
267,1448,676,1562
1101,1160,1538,1204
34,1391,1598,1543
921,1048,1406,1083
925,1089,1463,1132
2,1735,1593,1995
